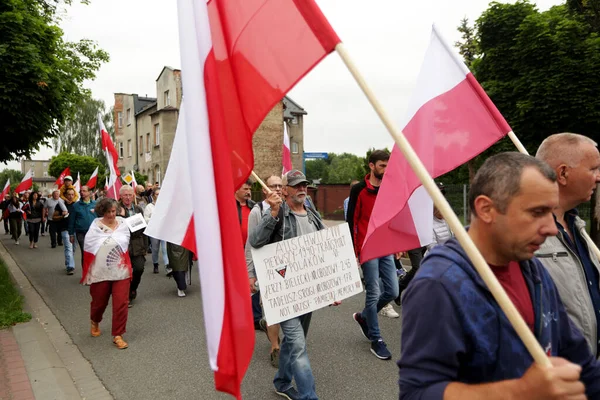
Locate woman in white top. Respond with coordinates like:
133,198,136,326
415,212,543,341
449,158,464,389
143,189,169,274
81,198,132,350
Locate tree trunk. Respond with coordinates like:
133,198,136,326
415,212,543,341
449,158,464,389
592,186,600,246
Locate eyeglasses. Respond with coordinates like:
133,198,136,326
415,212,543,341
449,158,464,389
268,184,283,189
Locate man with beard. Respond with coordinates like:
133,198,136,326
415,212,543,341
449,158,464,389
399,152,600,399
346,149,399,360
235,179,255,246
535,133,600,358
249,170,328,400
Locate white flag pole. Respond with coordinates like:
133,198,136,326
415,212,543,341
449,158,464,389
334,42,551,367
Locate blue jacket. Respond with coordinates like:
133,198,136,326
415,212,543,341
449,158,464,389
398,238,600,400
68,200,97,235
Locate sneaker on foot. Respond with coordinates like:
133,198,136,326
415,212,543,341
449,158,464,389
379,303,400,319
113,335,128,349
177,289,186,297
353,312,370,340
66,269,74,275
15,240,19,245
153,264,159,274
371,339,392,360
91,321,101,337
275,387,299,400
165,267,173,277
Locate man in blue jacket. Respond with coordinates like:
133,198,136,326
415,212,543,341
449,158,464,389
399,152,600,400
68,186,96,267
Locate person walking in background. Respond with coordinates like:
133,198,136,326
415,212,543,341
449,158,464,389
7,193,24,245
343,180,360,220
118,185,147,307
45,190,67,248
82,198,132,350
61,188,77,275
143,188,169,274
68,186,97,268
346,149,399,360
0,194,10,234
23,191,44,249
166,242,190,297
39,191,47,236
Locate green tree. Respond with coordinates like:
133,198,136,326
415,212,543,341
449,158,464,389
0,0,109,162
455,17,479,68
52,97,114,162
324,153,365,184
48,152,105,188
305,159,330,183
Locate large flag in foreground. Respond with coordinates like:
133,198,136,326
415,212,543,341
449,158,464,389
98,115,122,199
360,25,512,263
15,169,32,194
145,0,340,397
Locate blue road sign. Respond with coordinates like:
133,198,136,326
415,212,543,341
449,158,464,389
304,152,329,159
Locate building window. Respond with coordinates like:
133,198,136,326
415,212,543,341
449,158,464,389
127,140,132,157
118,111,123,128
119,142,124,158
154,165,161,186
164,90,170,107
43,162,47,167
43,171,48,177
139,135,143,155
31,171,35,177
154,124,160,146
291,141,299,154
127,108,131,125
146,133,150,152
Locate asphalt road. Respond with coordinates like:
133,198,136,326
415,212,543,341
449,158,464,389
2,230,403,400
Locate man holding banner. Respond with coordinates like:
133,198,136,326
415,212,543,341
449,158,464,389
249,169,325,400
399,153,600,399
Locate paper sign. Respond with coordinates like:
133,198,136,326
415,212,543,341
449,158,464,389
251,223,362,325
124,213,147,232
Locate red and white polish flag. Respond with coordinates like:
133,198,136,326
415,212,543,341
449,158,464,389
360,25,512,263
86,167,99,189
282,122,293,174
55,167,71,187
1,179,10,199
74,172,81,197
130,170,138,191
98,114,122,199
15,169,33,194
145,0,340,397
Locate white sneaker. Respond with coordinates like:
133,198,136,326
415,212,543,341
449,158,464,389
177,289,186,297
379,303,399,319
15,240,19,245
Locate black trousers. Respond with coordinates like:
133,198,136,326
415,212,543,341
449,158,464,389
130,255,146,296
172,271,187,291
398,247,427,294
27,222,40,243
48,220,63,246
76,232,86,267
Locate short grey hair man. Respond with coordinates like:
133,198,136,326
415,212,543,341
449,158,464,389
536,132,600,358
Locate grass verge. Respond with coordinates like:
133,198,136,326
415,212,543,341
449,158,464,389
0,259,32,328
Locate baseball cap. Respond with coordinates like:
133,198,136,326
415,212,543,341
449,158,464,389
284,170,309,187
64,175,73,181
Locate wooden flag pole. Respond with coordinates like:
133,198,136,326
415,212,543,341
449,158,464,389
506,133,600,262
334,42,551,367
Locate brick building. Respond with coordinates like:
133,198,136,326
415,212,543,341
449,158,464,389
113,66,306,186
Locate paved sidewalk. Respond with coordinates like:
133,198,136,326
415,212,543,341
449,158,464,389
0,329,35,400
0,239,112,400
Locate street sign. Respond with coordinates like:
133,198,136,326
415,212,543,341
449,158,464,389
304,152,328,159
122,173,134,185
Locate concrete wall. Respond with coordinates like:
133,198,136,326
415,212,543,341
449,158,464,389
156,68,182,111
252,103,284,181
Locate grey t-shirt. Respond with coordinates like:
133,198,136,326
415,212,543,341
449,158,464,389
291,210,318,236
45,198,66,221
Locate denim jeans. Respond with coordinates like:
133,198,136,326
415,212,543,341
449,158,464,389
61,230,74,270
150,237,168,267
274,313,317,400
360,255,399,341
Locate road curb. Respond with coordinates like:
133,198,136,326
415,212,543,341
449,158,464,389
0,240,114,400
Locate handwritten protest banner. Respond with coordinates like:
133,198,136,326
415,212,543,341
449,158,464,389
251,223,363,325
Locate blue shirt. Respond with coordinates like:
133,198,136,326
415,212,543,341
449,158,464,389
557,209,600,357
